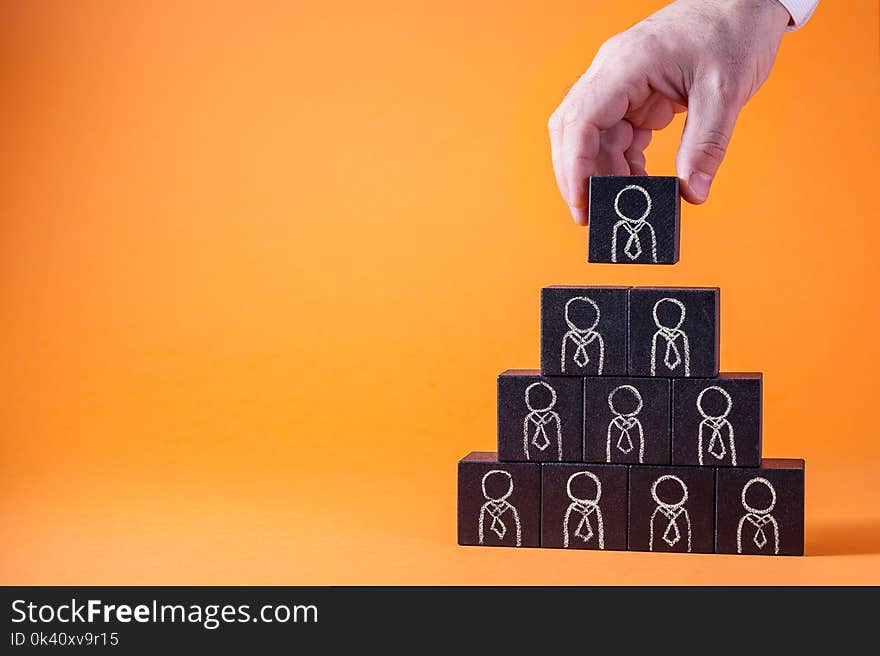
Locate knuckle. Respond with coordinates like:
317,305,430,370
599,28,660,62
561,99,582,127
636,29,665,58
694,130,730,162
701,20,726,43
596,32,630,58
703,70,748,103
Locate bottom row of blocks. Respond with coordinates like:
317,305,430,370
458,452,804,555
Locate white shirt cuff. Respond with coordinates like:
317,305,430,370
776,0,819,31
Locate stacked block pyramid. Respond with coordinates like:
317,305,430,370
457,176,805,556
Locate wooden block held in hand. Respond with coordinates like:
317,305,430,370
588,176,680,265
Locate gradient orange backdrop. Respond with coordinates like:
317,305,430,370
2,1,878,585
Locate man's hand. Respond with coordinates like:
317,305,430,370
549,0,791,224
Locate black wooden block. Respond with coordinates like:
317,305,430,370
672,373,762,467
457,452,540,548
497,370,583,462
541,463,628,550
540,286,628,376
716,459,804,556
583,377,670,465
628,466,715,553
628,287,719,378
587,176,680,264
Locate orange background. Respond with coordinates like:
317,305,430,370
2,1,878,585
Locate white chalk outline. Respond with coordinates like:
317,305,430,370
649,474,692,552
736,477,780,555
606,385,645,463
650,298,690,376
522,381,563,461
561,296,605,374
610,184,658,263
697,386,737,466
563,471,605,549
478,469,522,547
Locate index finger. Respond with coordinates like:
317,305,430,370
551,42,652,224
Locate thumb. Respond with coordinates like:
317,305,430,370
676,78,744,204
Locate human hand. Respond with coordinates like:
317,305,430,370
549,0,791,224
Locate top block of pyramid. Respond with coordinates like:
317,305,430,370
588,176,680,265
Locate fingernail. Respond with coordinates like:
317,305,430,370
688,172,712,203
569,206,586,225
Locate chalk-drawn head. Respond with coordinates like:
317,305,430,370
614,184,652,225
525,381,557,413
697,385,733,420
482,469,514,502
651,474,688,510
608,384,643,417
741,477,776,515
652,297,686,332
567,470,602,505
564,296,600,332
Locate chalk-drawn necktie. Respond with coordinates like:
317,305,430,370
657,507,683,547
745,514,772,549
568,330,598,368
611,416,637,454
704,418,727,460
571,503,597,543
528,412,554,451
486,501,510,539
620,221,646,260
657,329,682,370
